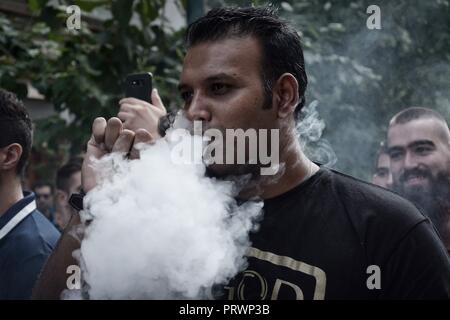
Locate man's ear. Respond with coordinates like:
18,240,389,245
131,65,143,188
272,73,299,119
0,143,23,171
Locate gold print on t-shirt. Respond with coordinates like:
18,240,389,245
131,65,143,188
271,278,304,299
226,247,327,300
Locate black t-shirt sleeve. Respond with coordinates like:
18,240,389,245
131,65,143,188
380,220,450,299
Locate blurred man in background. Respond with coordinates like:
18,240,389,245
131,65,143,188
387,107,450,253
372,142,393,190
54,159,82,231
32,181,55,223
0,88,60,299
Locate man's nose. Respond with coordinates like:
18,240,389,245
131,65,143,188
404,151,419,170
386,173,393,189
186,93,211,122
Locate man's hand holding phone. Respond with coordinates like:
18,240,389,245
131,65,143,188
118,88,166,139
82,73,166,193
119,72,167,138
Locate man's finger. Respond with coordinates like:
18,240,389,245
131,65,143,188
112,129,135,154
117,111,131,122
119,97,150,107
151,88,166,112
119,103,140,113
135,129,153,145
92,117,107,145
129,129,153,160
105,117,123,151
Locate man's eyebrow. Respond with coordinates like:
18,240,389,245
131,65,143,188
178,73,239,91
387,146,403,153
408,140,435,149
204,73,238,83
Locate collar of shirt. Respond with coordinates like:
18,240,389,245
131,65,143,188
0,191,36,230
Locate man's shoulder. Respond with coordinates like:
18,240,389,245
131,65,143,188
325,167,426,223
282,166,426,227
6,210,60,255
319,168,432,258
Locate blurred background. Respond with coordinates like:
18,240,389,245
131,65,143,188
0,0,449,187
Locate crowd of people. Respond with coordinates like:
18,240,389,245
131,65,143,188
0,6,449,300
31,159,82,232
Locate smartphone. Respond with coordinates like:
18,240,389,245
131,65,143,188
124,72,153,103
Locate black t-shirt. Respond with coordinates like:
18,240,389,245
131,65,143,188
219,167,450,300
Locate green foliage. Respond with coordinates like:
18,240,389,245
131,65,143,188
0,0,184,160
1,0,449,181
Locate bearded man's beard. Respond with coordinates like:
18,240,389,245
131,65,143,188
434,173,450,242
394,168,450,231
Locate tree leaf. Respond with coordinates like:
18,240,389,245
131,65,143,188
111,0,135,29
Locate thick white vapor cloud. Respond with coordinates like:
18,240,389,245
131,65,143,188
78,131,263,299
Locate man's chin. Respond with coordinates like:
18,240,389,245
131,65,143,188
403,184,430,197
204,164,231,178
403,177,431,190
399,184,440,223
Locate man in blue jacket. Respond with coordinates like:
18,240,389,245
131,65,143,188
0,88,60,299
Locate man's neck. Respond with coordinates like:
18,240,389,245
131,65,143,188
0,175,24,217
239,138,319,200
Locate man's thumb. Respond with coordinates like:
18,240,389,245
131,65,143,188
151,88,166,111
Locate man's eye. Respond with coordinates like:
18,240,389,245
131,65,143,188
376,171,386,178
211,83,230,95
415,146,432,155
389,151,403,160
180,91,193,103
375,168,388,177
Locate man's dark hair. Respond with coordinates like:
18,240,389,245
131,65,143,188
390,107,448,126
56,160,82,194
32,181,54,194
185,6,308,120
0,88,33,175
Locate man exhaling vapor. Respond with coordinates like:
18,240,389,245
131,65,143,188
33,7,450,300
